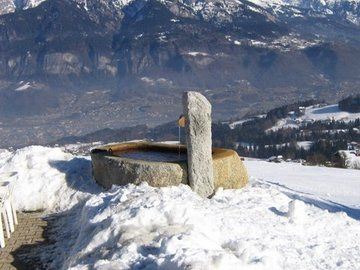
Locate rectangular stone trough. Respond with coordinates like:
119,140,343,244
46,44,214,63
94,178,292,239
90,142,248,190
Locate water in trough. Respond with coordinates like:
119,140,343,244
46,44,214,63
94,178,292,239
112,150,187,162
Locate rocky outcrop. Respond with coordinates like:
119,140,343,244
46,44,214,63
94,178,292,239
183,91,214,198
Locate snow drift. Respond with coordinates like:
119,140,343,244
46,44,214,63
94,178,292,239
63,181,360,269
0,146,101,212
0,145,359,269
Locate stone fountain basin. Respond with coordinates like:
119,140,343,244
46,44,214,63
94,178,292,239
90,142,248,189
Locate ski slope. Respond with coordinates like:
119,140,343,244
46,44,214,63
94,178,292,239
0,146,359,269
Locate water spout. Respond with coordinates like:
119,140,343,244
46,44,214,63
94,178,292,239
178,125,181,156
177,115,186,128
177,114,186,156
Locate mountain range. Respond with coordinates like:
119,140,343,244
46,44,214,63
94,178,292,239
0,0,359,147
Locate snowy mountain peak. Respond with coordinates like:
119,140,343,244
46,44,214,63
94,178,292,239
1,0,360,22
0,0,47,15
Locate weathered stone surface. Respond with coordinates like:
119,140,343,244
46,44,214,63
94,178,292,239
91,142,188,189
91,142,248,190
213,149,248,189
183,91,214,198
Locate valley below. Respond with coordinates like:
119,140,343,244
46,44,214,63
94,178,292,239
0,0,360,148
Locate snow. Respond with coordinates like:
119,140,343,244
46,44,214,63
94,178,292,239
269,104,360,131
249,0,285,8
296,140,313,150
287,199,306,224
229,115,266,129
268,118,299,131
245,160,360,210
302,104,360,122
338,150,360,170
140,77,173,86
1,0,360,24
1,145,360,269
24,0,47,9
61,179,360,269
141,76,156,85
0,146,101,212
270,35,320,50
229,119,254,129
15,82,32,91
186,52,209,57
0,0,46,15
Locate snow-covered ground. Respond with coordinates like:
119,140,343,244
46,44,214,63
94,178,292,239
338,150,360,170
268,104,360,131
15,81,32,91
296,141,313,150
0,146,359,269
245,160,360,210
0,146,101,211
228,114,266,129
301,104,360,122
228,104,360,131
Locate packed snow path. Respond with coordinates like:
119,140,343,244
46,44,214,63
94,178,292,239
0,146,359,269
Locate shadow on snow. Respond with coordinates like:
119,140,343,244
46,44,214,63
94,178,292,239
267,180,360,221
48,157,102,194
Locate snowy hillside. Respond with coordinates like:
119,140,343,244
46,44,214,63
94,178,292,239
0,145,359,269
229,103,360,131
229,104,360,131
268,104,360,131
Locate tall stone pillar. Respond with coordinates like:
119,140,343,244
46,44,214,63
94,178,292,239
183,91,214,198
